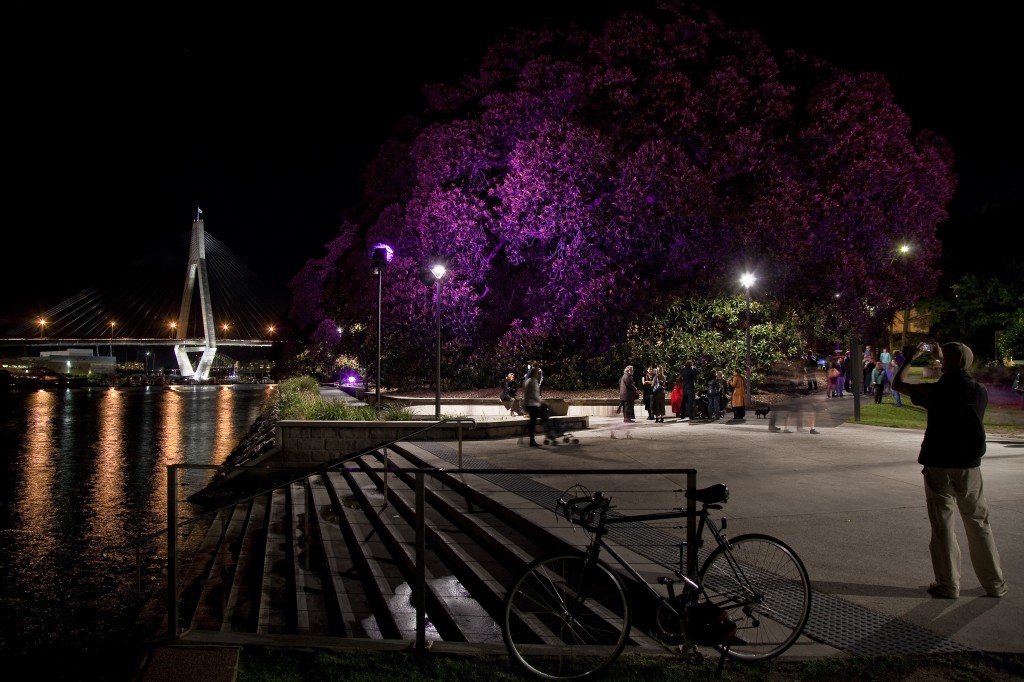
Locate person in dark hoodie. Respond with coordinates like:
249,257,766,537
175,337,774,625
892,341,1007,599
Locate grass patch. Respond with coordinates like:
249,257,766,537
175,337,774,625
236,646,1024,682
851,394,1023,438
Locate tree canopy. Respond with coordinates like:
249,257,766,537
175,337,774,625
289,1,955,387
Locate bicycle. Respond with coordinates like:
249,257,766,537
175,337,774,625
502,483,812,680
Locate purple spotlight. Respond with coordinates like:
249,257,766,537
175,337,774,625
371,244,394,265
347,375,357,384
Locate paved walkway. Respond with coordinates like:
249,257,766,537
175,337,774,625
431,390,1023,657
137,389,1023,680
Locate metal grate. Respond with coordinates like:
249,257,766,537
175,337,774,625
417,441,974,657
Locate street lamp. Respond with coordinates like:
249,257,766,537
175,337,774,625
38,318,46,339
897,244,912,347
740,273,755,405
370,244,394,413
431,263,447,419
145,351,150,376
169,321,177,338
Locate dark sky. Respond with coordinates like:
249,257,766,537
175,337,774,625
4,2,1020,330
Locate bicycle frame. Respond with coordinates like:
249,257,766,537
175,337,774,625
576,503,721,634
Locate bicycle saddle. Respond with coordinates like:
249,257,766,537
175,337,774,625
684,483,729,504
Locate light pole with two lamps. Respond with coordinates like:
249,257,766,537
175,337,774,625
431,264,447,420
370,244,394,413
740,273,755,405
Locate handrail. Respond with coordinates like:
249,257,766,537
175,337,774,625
101,415,477,626
102,416,476,557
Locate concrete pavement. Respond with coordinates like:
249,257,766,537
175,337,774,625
428,391,1023,657
137,389,1022,680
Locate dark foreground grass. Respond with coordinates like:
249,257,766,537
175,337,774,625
238,646,1024,682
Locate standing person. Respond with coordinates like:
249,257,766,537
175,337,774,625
878,347,892,396
641,367,655,420
804,351,819,391
707,370,725,420
670,380,684,420
523,367,544,447
827,354,840,397
871,362,886,404
678,360,698,421
835,355,847,397
728,368,747,420
524,361,543,395
651,367,667,422
892,342,1008,599
619,365,638,423
889,350,905,407
863,353,876,396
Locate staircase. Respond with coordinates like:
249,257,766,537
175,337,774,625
151,443,671,656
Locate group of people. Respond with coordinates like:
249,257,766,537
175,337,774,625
503,342,1008,602
817,346,905,406
618,363,749,422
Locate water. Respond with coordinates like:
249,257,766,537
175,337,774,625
0,384,275,680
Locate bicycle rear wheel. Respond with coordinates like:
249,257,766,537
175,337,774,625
698,533,811,661
503,553,631,680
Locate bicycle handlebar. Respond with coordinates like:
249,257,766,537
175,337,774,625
557,490,612,532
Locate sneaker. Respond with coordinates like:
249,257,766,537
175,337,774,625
681,417,690,422
808,429,819,434
985,584,1008,598
769,426,781,432
782,429,792,433
926,583,958,599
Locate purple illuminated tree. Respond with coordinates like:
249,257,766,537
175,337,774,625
290,1,954,386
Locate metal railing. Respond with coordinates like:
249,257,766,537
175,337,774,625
102,416,478,638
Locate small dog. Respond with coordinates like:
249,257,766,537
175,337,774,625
754,406,771,419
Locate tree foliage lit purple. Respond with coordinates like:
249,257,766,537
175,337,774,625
290,1,954,386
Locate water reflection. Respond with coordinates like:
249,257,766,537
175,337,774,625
0,385,274,680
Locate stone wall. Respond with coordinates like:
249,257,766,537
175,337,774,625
267,415,588,468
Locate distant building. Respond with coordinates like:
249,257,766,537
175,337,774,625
16,348,116,376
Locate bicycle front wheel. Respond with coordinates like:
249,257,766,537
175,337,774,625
698,533,811,662
503,553,631,680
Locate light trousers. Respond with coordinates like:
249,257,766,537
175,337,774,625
922,465,1006,594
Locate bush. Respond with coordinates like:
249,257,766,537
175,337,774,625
275,376,379,421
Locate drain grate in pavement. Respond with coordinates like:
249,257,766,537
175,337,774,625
417,442,974,657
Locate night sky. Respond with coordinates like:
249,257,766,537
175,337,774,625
4,2,1019,331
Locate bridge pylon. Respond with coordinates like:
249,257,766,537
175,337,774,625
173,209,218,380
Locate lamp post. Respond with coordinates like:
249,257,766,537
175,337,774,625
38,318,46,339
431,264,447,419
370,244,393,413
109,321,115,359
740,273,755,405
897,244,911,347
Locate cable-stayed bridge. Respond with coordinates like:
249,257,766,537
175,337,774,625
3,210,288,381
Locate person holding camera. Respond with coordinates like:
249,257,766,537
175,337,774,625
892,341,1007,599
